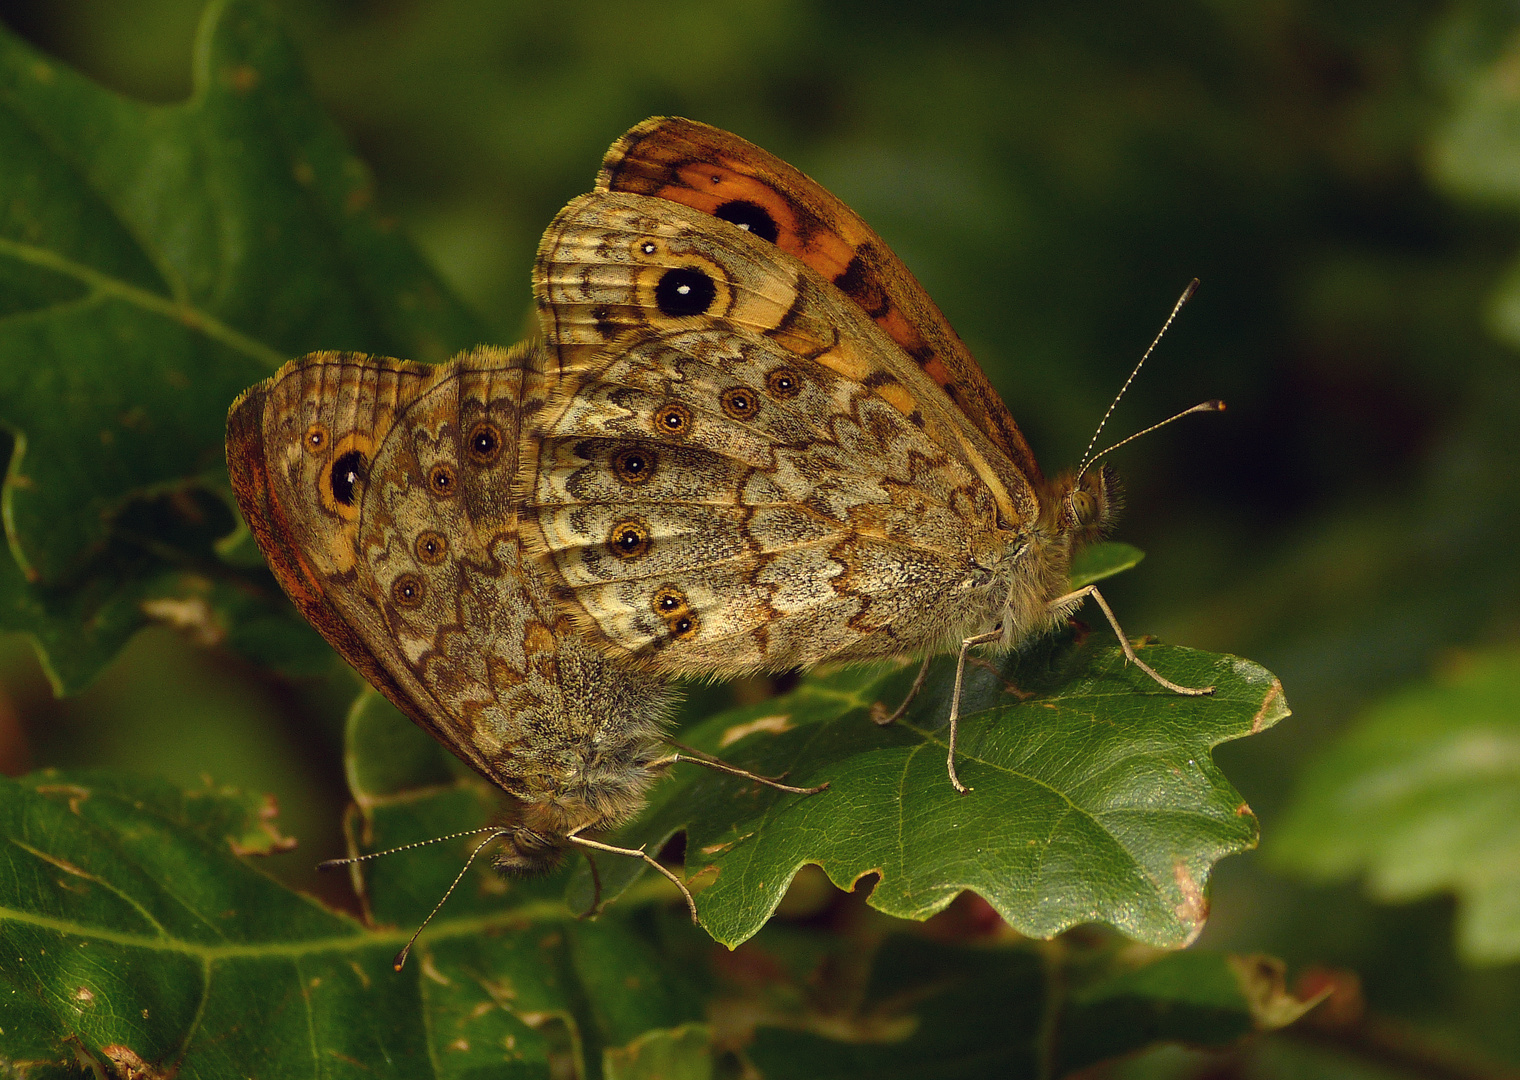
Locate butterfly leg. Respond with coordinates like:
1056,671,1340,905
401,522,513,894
1051,585,1215,695
656,745,829,795
581,850,606,918
870,654,933,726
567,831,699,923
945,629,1004,794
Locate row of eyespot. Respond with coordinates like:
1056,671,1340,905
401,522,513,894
391,527,697,642
306,420,507,507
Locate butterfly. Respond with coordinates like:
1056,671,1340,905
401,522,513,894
226,342,823,957
522,117,1213,793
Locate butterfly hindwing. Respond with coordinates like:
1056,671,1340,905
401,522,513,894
228,345,675,796
227,352,450,749
526,319,1009,675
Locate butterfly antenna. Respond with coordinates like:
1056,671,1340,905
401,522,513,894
316,826,508,870
390,829,509,972
1084,399,1226,469
1077,278,1199,477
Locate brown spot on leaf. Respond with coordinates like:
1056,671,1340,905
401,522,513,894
1172,859,1207,943
1230,954,1329,1030
718,714,792,748
101,1045,170,1080
35,783,90,813
224,64,260,92
141,596,224,647
1252,679,1284,733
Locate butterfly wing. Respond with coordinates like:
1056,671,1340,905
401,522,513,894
527,193,1031,675
227,345,672,798
598,116,1044,486
228,350,445,746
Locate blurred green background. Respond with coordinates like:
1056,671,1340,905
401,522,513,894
2,1,1518,1074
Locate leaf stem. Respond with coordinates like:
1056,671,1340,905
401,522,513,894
0,236,287,369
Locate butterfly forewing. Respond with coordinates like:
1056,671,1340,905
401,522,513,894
598,116,1044,486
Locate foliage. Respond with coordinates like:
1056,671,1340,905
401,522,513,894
2,0,1520,1077
1274,647,1520,965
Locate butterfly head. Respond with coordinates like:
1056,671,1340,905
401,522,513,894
492,824,567,876
1059,464,1122,549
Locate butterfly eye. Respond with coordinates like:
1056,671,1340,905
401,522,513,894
720,386,760,421
652,586,688,615
1068,490,1095,526
653,402,691,436
415,531,447,565
714,199,780,244
329,450,367,506
655,267,717,318
608,519,651,559
392,573,425,608
304,424,328,452
467,422,502,465
766,367,802,400
428,464,457,497
612,447,656,486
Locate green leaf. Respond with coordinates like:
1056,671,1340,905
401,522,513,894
0,764,1310,1075
0,471,330,693
745,935,1310,1080
0,0,484,687
603,1024,713,1080
1052,951,1321,1075
0,769,708,1077
1069,541,1145,589
1271,646,1520,965
564,630,1284,949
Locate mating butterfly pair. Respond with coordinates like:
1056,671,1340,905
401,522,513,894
226,117,1209,939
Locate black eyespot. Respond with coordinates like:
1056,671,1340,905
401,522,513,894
715,199,780,244
608,519,651,559
655,267,717,318
720,386,759,421
612,447,656,486
467,422,502,465
329,450,367,506
670,614,698,639
654,402,691,437
304,424,328,452
766,367,802,399
428,463,457,497
640,240,658,255
415,530,447,565
392,573,424,608
652,586,687,615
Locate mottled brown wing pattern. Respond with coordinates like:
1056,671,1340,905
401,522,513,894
228,351,451,754
227,345,675,808
598,116,1043,485
533,191,1034,528
526,193,1028,675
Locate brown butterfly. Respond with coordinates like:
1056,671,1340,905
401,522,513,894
523,117,1214,792
226,343,823,957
